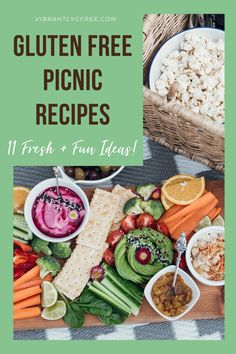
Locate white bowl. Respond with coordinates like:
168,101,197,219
58,166,124,185
149,27,224,91
144,265,200,321
186,226,224,286
24,178,89,243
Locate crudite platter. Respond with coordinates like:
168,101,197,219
13,175,224,330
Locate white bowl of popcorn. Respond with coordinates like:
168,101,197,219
149,28,224,123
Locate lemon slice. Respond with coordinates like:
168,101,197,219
162,175,205,205
212,215,224,227
194,216,211,232
161,193,174,210
13,186,30,214
41,300,66,321
41,281,58,308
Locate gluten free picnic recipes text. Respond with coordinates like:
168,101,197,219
13,34,132,126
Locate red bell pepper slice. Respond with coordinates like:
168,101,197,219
13,240,32,252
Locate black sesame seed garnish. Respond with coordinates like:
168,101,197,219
36,191,83,212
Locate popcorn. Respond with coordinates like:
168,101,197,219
188,58,201,72
155,34,225,124
192,88,203,100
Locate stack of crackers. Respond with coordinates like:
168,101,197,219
54,185,136,300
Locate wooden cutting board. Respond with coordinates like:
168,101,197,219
14,180,224,330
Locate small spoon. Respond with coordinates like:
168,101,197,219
53,167,62,199
169,232,187,296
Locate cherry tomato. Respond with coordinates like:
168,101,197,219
136,213,155,228
103,248,115,266
107,229,124,249
156,221,170,236
121,215,137,233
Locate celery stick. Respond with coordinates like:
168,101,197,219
103,263,143,302
101,276,141,316
91,281,131,314
88,284,131,315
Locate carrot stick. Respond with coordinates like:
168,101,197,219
14,294,41,311
170,202,218,240
14,274,53,291
158,190,209,225
208,207,222,221
13,265,40,289
166,200,219,233
167,211,196,235
164,192,218,226
158,204,186,223
14,285,41,303
14,278,42,291
169,206,221,235
14,306,41,320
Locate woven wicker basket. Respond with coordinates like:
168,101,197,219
143,14,224,173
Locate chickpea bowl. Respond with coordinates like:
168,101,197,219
186,226,224,286
58,166,124,185
144,265,200,321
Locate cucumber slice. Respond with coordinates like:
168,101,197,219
103,263,143,302
13,237,28,244
14,214,30,232
13,214,33,240
13,227,32,241
101,276,141,316
91,281,131,314
88,284,130,315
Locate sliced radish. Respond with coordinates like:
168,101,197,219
68,210,79,221
90,265,105,281
135,247,151,265
151,187,161,200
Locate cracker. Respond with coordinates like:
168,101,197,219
53,243,108,300
76,188,121,247
54,188,120,299
111,184,136,223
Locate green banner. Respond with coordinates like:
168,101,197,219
2,1,143,165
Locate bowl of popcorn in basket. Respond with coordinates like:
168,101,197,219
149,28,224,124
